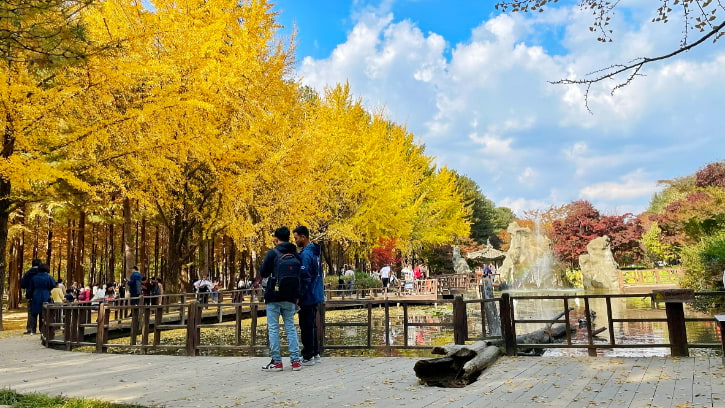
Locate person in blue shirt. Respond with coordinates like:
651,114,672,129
293,226,324,366
20,259,41,334
29,264,56,335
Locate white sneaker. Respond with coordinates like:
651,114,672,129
314,354,321,364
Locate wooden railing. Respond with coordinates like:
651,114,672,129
617,268,684,289
41,291,725,359
436,272,478,292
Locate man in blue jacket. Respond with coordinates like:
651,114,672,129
20,259,41,334
29,264,56,335
293,226,324,366
127,266,142,305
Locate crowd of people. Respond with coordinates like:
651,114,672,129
335,262,429,294
19,261,166,334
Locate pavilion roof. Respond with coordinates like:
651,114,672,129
466,245,506,260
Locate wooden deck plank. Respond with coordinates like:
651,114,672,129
3,334,724,408
607,357,652,407
629,357,668,408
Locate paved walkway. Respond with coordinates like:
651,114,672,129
0,336,723,407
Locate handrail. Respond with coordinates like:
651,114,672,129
40,290,725,358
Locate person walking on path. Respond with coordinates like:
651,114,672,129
20,259,41,334
380,264,392,295
259,226,303,372
294,226,324,366
28,264,56,335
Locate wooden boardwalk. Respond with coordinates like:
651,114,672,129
1,335,723,407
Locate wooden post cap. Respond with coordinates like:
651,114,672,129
652,289,694,303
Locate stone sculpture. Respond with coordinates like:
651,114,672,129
579,236,620,290
452,246,471,274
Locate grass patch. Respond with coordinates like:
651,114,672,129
0,389,149,408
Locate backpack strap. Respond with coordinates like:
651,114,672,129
271,248,282,280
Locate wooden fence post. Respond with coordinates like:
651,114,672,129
317,303,326,354
453,295,467,345
665,302,689,357
583,297,597,357
185,301,199,356
715,315,725,366
384,300,390,355
96,303,108,353
500,293,516,356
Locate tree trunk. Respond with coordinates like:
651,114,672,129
228,237,236,282
6,205,25,310
74,210,85,284
320,240,334,276
0,177,10,329
65,219,74,284
415,341,500,387
140,217,148,277
32,215,39,260
90,223,97,284
123,197,133,276
45,216,53,266
154,225,160,277
108,220,115,282
240,249,248,281
7,235,19,310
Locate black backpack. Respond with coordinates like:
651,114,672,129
267,249,301,302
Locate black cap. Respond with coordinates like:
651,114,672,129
31,259,41,267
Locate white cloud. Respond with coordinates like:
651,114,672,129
498,197,552,216
297,5,725,215
518,167,538,186
579,170,661,201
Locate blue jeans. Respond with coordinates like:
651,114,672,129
266,301,300,363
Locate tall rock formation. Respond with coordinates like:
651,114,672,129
579,236,620,290
499,221,555,288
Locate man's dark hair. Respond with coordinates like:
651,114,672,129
132,265,139,271
274,226,290,241
31,259,41,267
293,225,309,238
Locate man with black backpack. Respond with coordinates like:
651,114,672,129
259,226,303,372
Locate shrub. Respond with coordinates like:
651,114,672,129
680,232,725,291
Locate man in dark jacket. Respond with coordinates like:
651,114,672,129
29,264,56,335
294,226,324,366
20,259,41,334
258,226,302,372
127,266,142,305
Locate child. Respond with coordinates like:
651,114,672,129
64,289,75,303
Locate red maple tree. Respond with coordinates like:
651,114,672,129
369,237,402,271
551,201,644,267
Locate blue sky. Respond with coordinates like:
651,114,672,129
273,0,725,215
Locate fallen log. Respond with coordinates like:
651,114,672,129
487,307,578,355
414,341,501,387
